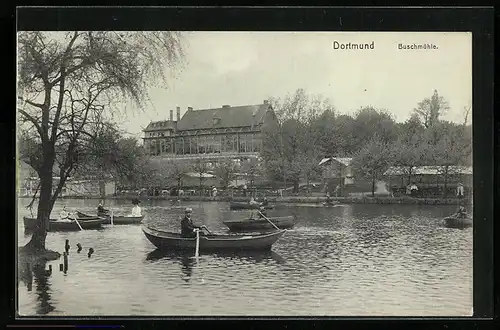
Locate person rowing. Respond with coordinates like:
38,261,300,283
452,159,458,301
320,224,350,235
97,200,109,216
180,207,209,238
455,206,468,219
258,206,267,219
260,197,269,207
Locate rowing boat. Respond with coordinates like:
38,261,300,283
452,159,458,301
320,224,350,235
23,216,104,232
223,216,295,231
23,215,103,231
142,225,285,251
77,211,144,225
443,214,472,229
229,201,274,210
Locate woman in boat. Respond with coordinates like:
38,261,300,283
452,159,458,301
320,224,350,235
59,207,70,221
249,196,259,205
130,199,142,217
180,207,208,238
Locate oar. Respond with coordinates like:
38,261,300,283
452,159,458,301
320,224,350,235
194,229,200,258
72,214,84,231
258,211,280,230
110,210,114,226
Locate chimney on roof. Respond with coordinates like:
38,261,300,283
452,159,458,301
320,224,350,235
169,110,173,122
176,106,181,121
187,106,193,112
263,100,269,105
222,105,230,108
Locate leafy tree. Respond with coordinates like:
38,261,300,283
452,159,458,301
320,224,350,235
214,159,238,190
351,137,394,197
17,31,185,252
413,90,450,128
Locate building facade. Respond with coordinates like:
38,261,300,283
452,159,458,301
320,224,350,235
142,101,278,163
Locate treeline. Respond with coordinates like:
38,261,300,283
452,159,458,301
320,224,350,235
261,88,472,195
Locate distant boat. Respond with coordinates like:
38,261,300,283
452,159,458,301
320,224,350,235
223,216,295,231
229,201,274,210
142,225,286,252
77,211,144,225
443,214,472,229
23,216,104,232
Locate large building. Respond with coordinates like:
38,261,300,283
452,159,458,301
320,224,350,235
143,101,278,162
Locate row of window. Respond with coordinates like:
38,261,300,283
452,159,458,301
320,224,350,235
145,134,263,156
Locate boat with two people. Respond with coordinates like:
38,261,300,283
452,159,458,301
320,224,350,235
23,207,104,232
229,196,274,210
142,207,286,253
77,199,144,225
223,206,295,231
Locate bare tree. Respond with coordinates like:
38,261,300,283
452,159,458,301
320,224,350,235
17,31,185,252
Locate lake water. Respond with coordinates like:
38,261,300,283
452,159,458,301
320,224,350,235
17,199,473,316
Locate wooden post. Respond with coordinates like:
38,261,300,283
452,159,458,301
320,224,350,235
63,252,68,274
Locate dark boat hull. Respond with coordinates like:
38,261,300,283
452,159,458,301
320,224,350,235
229,202,274,210
77,211,144,225
23,217,104,232
223,216,295,231
443,216,472,229
142,226,285,251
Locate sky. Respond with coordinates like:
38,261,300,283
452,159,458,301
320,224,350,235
40,32,475,139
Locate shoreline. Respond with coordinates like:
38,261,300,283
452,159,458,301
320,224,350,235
19,195,472,206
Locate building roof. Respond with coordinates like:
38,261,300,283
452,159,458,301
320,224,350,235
176,103,271,131
383,166,472,176
318,157,353,167
144,120,177,132
184,172,216,178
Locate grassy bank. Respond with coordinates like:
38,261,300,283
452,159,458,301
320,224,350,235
21,195,472,206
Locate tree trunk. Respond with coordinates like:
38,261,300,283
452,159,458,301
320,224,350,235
99,180,106,198
199,177,203,196
293,180,299,194
443,165,449,198
372,175,375,197
25,148,55,252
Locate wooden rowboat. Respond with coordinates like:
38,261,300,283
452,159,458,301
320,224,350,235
23,215,103,231
142,225,286,251
443,214,472,229
77,211,144,225
23,216,104,232
229,201,274,210
223,216,295,231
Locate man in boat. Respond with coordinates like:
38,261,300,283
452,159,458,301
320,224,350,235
97,200,109,216
260,197,269,207
456,206,467,218
181,207,208,238
258,206,267,218
325,192,333,205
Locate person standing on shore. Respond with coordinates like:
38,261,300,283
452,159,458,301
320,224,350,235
456,183,464,198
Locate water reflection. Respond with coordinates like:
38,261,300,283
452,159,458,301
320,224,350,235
18,260,55,315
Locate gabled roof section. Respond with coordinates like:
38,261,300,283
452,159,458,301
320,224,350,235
176,103,272,131
318,157,353,167
144,120,176,132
